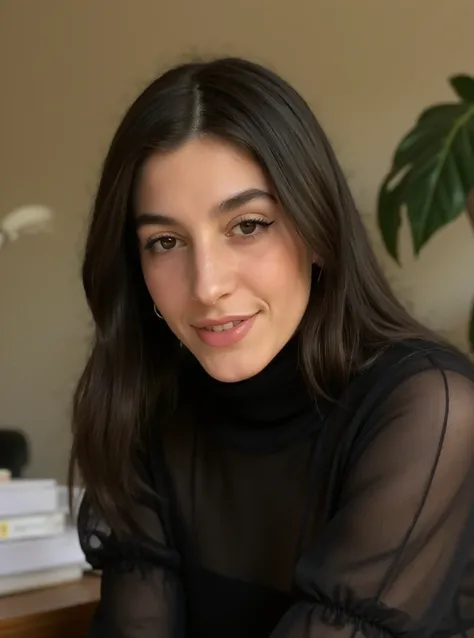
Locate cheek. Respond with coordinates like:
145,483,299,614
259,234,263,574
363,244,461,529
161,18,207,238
243,236,311,303
141,257,188,313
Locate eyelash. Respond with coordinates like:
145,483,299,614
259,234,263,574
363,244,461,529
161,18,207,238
230,217,274,239
144,217,275,254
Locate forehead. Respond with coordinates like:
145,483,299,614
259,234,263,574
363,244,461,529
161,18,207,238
135,137,270,213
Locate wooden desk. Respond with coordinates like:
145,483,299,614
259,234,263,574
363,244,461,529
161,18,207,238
0,574,100,638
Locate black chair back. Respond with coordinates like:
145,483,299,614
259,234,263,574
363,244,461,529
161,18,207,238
0,429,29,477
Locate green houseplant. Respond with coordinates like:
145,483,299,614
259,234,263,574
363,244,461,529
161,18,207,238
377,74,474,352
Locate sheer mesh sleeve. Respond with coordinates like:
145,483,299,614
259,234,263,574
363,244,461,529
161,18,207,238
78,470,184,636
271,364,474,638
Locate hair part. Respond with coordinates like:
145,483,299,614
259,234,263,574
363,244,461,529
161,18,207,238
69,56,441,534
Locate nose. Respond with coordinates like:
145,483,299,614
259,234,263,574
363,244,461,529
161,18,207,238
190,241,236,306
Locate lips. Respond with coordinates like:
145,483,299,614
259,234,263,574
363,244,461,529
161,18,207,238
202,320,244,332
192,315,255,330
193,313,258,348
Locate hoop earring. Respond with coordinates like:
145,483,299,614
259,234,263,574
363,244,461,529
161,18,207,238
153,305,164,320
312,263,323,285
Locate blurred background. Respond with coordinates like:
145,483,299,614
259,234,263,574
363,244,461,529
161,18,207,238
1,0,473,482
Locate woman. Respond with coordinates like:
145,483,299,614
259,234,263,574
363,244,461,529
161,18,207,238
70,57,474,638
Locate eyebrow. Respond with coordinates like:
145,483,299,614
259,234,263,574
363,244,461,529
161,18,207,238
135,188,275,228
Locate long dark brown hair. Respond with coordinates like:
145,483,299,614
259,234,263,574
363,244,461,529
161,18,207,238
69,56,440,533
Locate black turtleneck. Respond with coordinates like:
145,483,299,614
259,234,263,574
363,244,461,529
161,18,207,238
182,336,323,450
80,338,474,638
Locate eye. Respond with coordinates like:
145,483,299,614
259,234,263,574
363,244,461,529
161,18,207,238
231,218,274,238
145,235,185,254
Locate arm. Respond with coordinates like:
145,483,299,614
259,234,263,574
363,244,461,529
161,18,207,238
271,365,474,638
79,483,185,636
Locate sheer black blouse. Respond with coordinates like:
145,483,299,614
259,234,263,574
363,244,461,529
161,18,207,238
79,339,474,638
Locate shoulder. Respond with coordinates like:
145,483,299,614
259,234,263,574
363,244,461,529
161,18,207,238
349,339,474,444
332,339,474,444
357,338,474,396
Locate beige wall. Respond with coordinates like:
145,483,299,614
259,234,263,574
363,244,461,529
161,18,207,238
1,0,473,481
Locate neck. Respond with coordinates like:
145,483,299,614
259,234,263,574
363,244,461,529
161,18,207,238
182,337,320,449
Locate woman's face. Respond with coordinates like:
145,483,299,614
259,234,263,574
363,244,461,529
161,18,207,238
135,137,313,382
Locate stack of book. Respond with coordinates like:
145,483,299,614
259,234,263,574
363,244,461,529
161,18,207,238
0,477,87,596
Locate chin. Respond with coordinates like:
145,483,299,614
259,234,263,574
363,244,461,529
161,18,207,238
196,348,271,384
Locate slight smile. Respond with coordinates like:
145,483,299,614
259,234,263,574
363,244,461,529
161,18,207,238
193,313,258,347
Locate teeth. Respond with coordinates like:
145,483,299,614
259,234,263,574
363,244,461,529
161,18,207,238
205,321,242,332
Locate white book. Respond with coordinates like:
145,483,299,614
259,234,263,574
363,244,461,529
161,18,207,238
0,511,66,542
0,564,84,597
56,485,84,520
0,526,86,576
0,479,57,517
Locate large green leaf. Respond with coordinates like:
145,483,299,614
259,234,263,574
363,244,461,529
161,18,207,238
450,74,474,104
377,78,474,260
